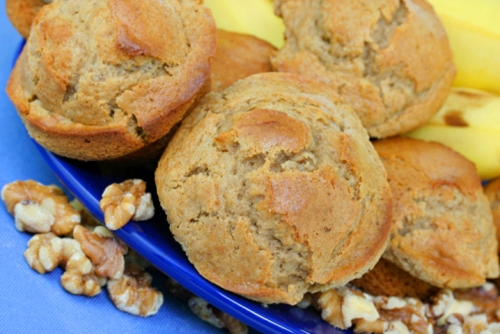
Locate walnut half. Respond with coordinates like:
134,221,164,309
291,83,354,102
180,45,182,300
99,179,154,230
73,225,127,280
61,252,106,297
2,180,80,235
24,233,83,274
107,265,163,317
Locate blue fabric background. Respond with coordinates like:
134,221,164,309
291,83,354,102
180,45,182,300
0,4,228,333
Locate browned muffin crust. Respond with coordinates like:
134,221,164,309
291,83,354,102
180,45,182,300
6,0,50,39
352,258,438,300
271,0,455,138
484,178,500,253
156,72,392,305
374,137,499,288
211,29,275,92
7,0,217,161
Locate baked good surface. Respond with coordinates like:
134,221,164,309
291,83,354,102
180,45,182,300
7,0,217,161
271,0,455,138
6,0,50,39
374,137,499,288
351,258,438,300
156,72,392,305
484,178,500,253
211,29,275,92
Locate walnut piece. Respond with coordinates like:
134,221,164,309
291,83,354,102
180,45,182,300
61,252,106,297
73,225,127,280
316,287,380,331
107,265,163,317
316,283,500,334
24,233,83,274
24,231,105,296
99,179,154,230
430,289,475,325
24,233,62,274
188,297,249,334
2,180,80,235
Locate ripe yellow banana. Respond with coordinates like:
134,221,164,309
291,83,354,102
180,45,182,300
204,0,285,48
405,88,500,180
427,0,500,95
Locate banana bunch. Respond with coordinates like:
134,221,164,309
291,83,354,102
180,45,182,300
408,0,500,180
406,88,500,180
427,0,500,95
204,0,284,48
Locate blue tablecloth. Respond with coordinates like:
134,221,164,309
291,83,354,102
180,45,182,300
0,4,224,333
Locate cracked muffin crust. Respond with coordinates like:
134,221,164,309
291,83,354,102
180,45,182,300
210,29,275,93
6,0,217,161
155,72,392,305
271,0,456,138
373,137,499,289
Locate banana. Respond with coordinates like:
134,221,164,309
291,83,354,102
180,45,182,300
405,87,500,180
427,0,500,95
204,0,285,48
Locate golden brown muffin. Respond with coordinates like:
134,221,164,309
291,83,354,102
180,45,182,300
5,0,50,39
373,137,499,289
156,72,393,305
7,0,217,161
210,29,275,92
484,178,500,253
351,258,438,300
271,0,455,138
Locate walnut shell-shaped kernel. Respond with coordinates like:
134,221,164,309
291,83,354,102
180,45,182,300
100,179,154,230
107,266,163,317
2,180,80,235
60,252,105,297
73,225,127,280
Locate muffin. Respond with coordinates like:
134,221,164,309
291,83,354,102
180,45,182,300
271,0,455,138
6,0,50,38
352,258,438,300
6,0,217,161
156,72,393,305
373,137,499,289
210,29,275,93
484,178,500,253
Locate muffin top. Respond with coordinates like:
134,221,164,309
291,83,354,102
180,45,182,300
271,0,455,138
7,0,217,161
156,72,392,305
374,137,499,288
210,29,275,93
